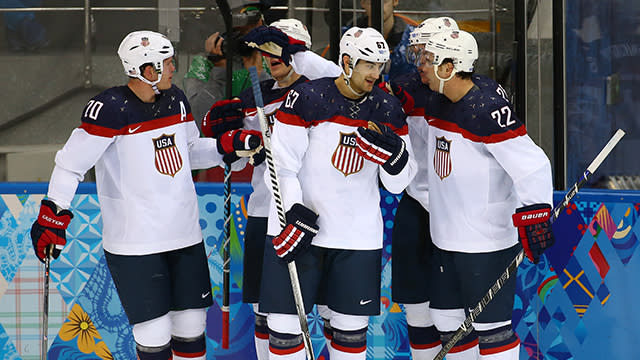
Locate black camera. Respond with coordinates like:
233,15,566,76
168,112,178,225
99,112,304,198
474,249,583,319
207,30,255,63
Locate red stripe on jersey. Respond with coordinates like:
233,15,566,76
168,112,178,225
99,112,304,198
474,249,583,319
427,116,526,143
276,112,409,136
255,330,269,340
408,107,425,117
80,113,194,137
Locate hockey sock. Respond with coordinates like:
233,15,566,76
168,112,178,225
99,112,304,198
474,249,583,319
254,313,269,360
136,342,172,360
330,326,367,360
323,317,336,355
441,329,479,360
477,324,520,359
269,328,305,359
407,325,442,359
171,334,205,360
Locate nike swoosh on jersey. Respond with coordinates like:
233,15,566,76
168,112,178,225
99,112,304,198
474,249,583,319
128,125,143,133
245,110,258,117
359,299,372,305
201,291,210,299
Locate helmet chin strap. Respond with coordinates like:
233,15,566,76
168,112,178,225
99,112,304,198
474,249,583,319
138,65,163,94
278,67,296,85
433,64,456,94
344,77,366,97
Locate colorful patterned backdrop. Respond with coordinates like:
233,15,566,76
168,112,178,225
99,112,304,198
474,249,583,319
0,184,639,359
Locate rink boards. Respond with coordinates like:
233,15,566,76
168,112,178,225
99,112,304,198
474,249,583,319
0,183,638,359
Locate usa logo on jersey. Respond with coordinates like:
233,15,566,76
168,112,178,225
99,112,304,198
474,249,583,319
332,132,364,176
153,133,183,177
434,136,452,180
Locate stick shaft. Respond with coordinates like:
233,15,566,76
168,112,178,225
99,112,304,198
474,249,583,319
248,66,315,360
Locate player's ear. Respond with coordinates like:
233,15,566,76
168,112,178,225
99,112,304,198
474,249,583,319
341,54,351,72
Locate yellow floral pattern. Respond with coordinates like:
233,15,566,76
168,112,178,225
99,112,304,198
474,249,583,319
59,303,113,359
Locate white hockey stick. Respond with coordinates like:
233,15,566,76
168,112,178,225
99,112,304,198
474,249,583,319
434,129,625,360
248,66,315,360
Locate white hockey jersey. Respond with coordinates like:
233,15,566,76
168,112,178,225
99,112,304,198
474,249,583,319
266,77,417,250
425,75,553,253
238,76,310,217
47,85,227,255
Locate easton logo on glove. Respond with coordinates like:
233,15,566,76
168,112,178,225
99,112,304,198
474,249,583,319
30,199,73,263
272,203,319,263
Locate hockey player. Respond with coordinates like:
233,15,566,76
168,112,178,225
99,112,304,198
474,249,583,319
258,27,416,360
29,30,262,360
382,16,458,360
202,18,341,360
410,29,555,359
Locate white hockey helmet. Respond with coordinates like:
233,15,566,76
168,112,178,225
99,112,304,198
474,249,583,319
339,27,390,78
270,18,312,49
118,30,174,88
409,17,459,46
424,29,478,73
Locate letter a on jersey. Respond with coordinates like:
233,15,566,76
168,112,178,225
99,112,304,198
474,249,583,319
332,132,364,176
153,133,183,177
434,136,452,180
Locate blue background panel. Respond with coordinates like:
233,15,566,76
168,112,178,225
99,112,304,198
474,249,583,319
0,184,639,359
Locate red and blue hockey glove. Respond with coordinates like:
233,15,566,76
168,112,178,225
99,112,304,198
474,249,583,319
512,203,555,264
244,26,307,66
202,98,244,138
378,81,415,115
217,129,263,164
30,199,73,263
355,122,409,176
272,203,319,263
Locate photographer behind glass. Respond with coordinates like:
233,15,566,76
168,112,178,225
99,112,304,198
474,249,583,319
184,0,272,126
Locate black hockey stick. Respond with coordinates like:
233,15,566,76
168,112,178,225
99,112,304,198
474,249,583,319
42,244,52,360
248,66,315,360
215,0,234,349
434,128,625,360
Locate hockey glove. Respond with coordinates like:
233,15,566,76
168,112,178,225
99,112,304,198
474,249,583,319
202,98,244,138
217,129,263,164
249,146,266,166
272,203,319,263
378,81,415,115
244,26,307,66
30,199,73,263
512,203,555,264
355,122,409,176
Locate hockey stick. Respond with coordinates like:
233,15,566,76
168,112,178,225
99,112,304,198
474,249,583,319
42,244,53,360
215,0,234,349
434,128,626,360
248,66,315,360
